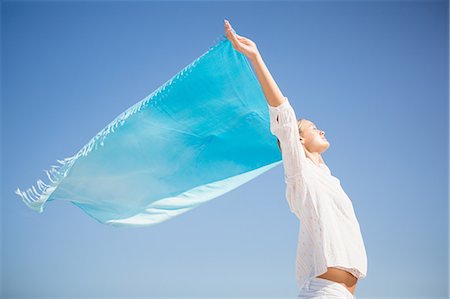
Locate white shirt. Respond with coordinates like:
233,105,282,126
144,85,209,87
268,97,368,290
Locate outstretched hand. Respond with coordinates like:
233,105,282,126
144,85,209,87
224,19,259,61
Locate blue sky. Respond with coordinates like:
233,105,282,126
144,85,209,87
1,1,448,298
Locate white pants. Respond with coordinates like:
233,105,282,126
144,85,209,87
297,277,356,299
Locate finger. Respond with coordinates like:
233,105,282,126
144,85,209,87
232,30,245,41
225,29,237,47
225,24,235,39
224,20,241,48
226,28,239,46
225,27,236,40
224,20,232,32
224,19,232,29
225,28,233,40
224,20,237,35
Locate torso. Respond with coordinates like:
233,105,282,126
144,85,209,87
307,159,361,295
316,267,358,295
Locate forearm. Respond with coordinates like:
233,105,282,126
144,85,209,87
249,52,286,107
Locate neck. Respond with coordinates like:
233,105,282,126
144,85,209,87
305,151,323,165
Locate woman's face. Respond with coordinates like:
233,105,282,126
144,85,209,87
300,120,330,153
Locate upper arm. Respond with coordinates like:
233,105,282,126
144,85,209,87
268,96,288,110
268,97,308,182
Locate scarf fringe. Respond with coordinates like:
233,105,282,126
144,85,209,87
15,33,229,213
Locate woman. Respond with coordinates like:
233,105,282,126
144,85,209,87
224,19,367,299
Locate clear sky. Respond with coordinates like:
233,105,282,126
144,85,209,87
2,1,448,298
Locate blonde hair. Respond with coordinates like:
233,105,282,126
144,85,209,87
277,118,307,152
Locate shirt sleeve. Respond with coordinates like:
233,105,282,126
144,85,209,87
268,96,308,180
268,97,309,218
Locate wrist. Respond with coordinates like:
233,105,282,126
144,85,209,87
249,50,262,64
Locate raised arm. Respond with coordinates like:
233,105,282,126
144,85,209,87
224,20,308,182
224,19,285,108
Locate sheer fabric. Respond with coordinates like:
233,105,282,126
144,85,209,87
268,98,368,290
15,34,283,228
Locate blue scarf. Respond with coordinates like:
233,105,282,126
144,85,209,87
15,34,283,228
